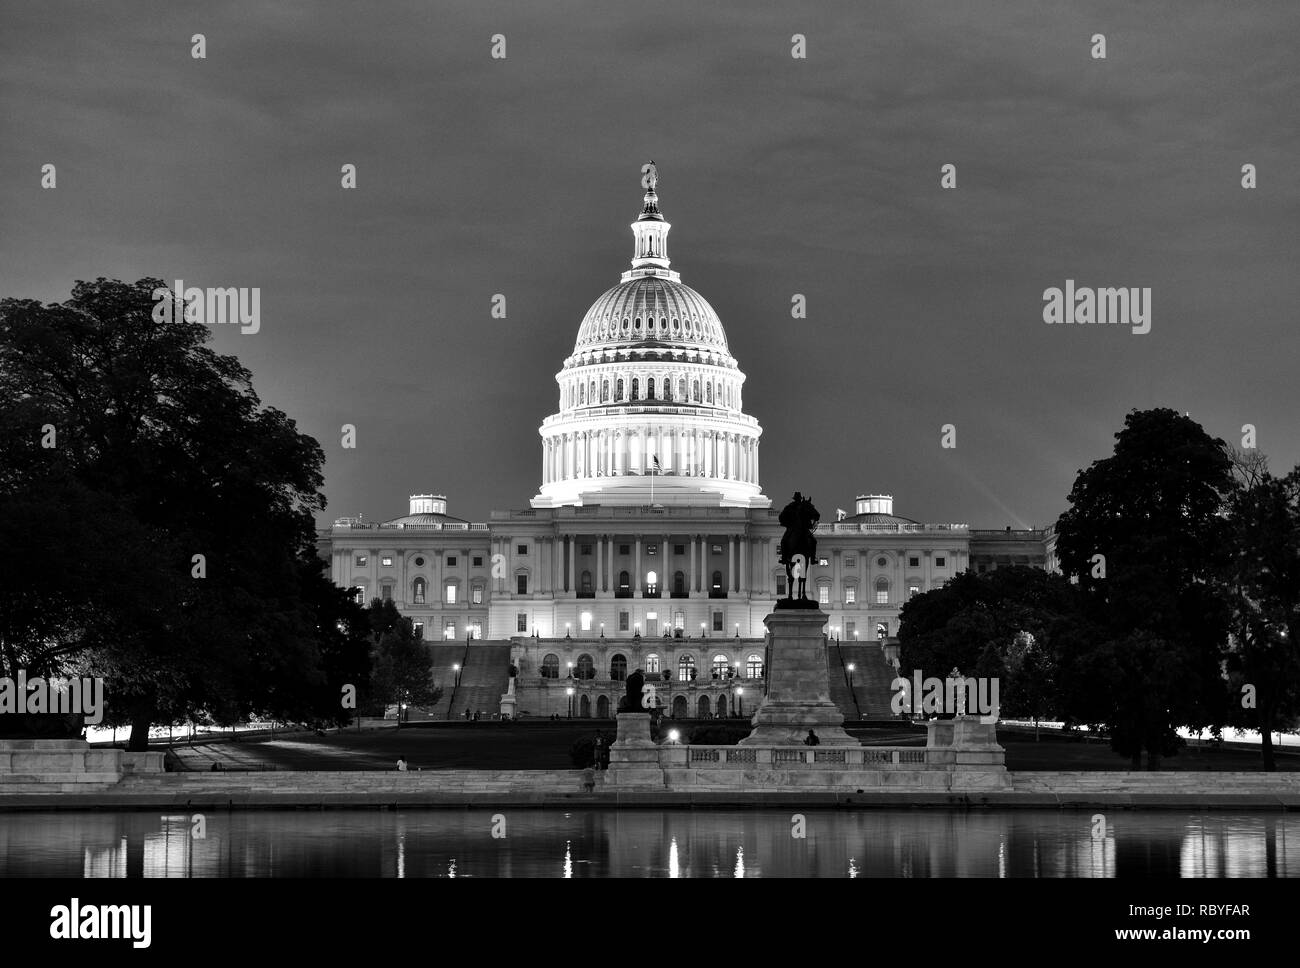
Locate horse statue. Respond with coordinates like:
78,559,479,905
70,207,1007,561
777,491,820,607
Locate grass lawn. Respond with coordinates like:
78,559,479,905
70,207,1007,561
164,721,1299,773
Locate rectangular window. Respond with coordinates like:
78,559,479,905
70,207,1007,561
908,556,919,567
444,623,455,640
618,611,629,632
580,544,592,555
845,586,856,604
935,556,946,568
517,575,528,595
845,555,857,568
472,585,483,605
711,544,722,554
381,584,392,601
619,544,630,555
712,611,723,632
817,557,829,567
909,585,921,598
876,588,888,605
412,622,424,640
516,613,528,633
818,585,829,605
381,556,393,567
472,556,483,567
777,578,786,596
845,621,856,639
354,555,368,567
445,584,457,604
674,544,685,555
517,544,528,555
447,556,458,567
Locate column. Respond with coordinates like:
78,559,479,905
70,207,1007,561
553,538,562,595
607,535,615,591
596,535,604,593
634,536,642,593
753,441,759,484
690,535,697,594
728,535,736,592
567,536,575,593
664,536,672,591
740,536,749,595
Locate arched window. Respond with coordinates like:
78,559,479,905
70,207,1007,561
678,654,696,682
352,586,366,604
576,654,595,680
645,653,660,674
646,570,658,595
590,380,596,402
877,622,889,640
678,377,687,400
602,380,610,402
706,383,713,404
412,577,426,604
631,377,639,400
712,570,723,592
716,695,727,717
610,654,627,681
673,570,685,595
596,695,609,718
672,695,688,718
711,654,730,679
746,654,763,679
580,694,591,718
692,380,700,402
581,570,592,594
697,695,712,718
619,570,630,592
617,378,624,400
542,654,560,679
579,383,585,404
875,577,889,605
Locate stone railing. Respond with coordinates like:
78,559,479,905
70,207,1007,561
672,745,938,768
332,521,490,531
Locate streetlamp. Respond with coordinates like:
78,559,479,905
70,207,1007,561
634,622,641,638
567,661,574,679
452,663,461,687
734,623,739,638
600,622,605,638
566,686,575,719
847,663,855,688
701,622,707,639
736,687,744,718
565,622,571,639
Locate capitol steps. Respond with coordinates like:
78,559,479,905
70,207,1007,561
436,642,512,721
424,643,471,720
830,643,898,719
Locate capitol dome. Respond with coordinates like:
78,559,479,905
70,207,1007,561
532,165,768,509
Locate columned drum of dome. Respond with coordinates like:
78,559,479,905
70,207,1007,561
532,169,769,509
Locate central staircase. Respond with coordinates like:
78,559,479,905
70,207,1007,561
828,640,898,721
426,641,512,721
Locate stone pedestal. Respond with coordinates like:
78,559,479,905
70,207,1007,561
740,610,858,746
499,676,518,719
606,713,664,788
925,715,1009,787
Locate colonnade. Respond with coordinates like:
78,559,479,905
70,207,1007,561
542,428,759,485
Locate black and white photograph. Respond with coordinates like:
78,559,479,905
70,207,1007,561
1,0,1296,951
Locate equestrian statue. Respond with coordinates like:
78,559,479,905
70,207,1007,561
777,491,821,609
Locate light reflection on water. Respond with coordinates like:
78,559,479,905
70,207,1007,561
0,810,1295,878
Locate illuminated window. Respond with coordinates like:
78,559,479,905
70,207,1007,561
413,578,426,604
354,555,368,567
711,654,729,678
381,584,393,601
444,583,456,604
875,578,889,605
517,613,528,633
444,623,456,640
646,653,660,674
646,570,658,595
381,556,393,567
746,654,763,679
845,586,856,604
412,622,424,639
580,611,592,632
678,654,696,682
818,584,829,605
909,585,921,599
472,585,483,605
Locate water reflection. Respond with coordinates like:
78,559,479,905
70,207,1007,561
0,810,1294,878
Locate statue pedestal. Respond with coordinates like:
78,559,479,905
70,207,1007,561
606,713,664,788
739,610,858,746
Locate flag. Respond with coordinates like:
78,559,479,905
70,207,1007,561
653,455,661,472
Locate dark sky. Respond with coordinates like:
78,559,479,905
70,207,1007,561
4,1,1297,529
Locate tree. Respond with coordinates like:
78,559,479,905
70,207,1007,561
898,566,1090,725
0,278,361,746
1217,452,1300,770
365,600,439,726
1053,408,1234,768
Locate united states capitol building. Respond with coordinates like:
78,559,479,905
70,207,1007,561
320,168,1053,719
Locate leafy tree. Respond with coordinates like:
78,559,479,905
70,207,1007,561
1053,408,1234,768
365,599,439,726
1217,452,1300,770
0,278,363,746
